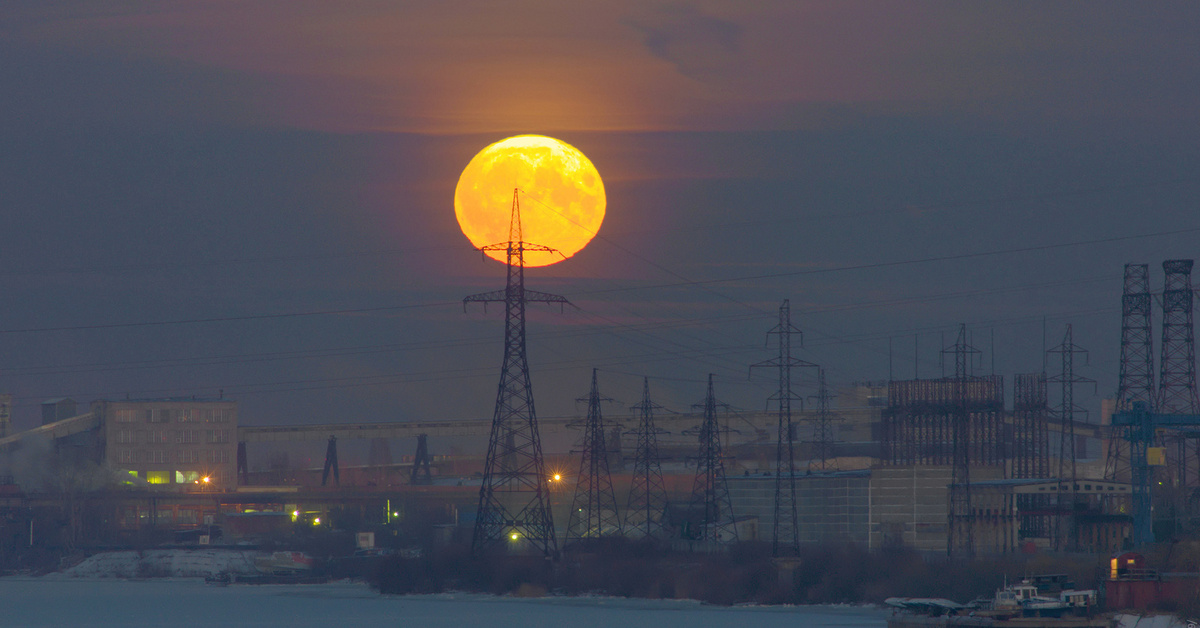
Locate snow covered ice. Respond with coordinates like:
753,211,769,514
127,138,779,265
1,578,889,628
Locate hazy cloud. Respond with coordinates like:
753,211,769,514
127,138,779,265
624,4,741,83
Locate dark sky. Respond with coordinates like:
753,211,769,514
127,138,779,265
2,2,1199,456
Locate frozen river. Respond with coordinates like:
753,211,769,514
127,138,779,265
0,578,889,628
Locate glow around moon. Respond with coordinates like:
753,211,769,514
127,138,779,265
454,135,605,267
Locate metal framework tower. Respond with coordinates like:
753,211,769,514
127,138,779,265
945,324,981,557
624,377,669,540
1109,264,1154,481
1012,373,1050,480
809,369,840,473
1012,373,1050,539
565,369,622,545
750,299,815,557
321,436,339,486
687,374,738,545
409,434,433,486
1158,259,1199,491
1047,324,1093,551
466,189,566,557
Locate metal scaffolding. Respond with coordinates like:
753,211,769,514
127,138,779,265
1012,373,1050,539
882,325,1003,556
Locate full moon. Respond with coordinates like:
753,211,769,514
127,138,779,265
454,135,605,267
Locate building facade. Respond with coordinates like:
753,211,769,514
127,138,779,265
92,399,238,489
727,470,871,546
0,393,11,439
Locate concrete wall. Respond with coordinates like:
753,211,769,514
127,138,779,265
728,471,870,546
868,465,952,552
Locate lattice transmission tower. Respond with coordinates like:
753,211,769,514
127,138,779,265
686,374,738,546
1109,263,1154,482
1158,259,1200,491
751,299,816,557
466,189,567,558
624,377,669,540
809,368,841,473
1047,324,1094,552
565,369,622,545
945,324,981,557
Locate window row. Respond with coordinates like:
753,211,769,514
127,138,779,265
114,408,234,424
114,429,231,444
120,469,226,486
114,449,231,464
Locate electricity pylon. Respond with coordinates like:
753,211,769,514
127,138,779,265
809,368,841,473
466,189,567,558
686,374,738,546
1047,324,1094,552
565,369,622,545
750,299,816,557
624,377,669,540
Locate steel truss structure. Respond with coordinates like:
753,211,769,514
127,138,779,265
750,299,815,557
1158,260,1200,492
409,434,432,486
686,374,739,546
466,190,566,558
882,325,1002,557
1012,373,1051,538
565,369,622,545
1046,324,1093,551
882,377,1006,467
1109,263,1154,482
624,377,669,540
809,368,840,473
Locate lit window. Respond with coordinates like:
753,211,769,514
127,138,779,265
176,470,200,483
146,471,170,484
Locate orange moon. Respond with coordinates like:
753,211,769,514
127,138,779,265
454,135,605,267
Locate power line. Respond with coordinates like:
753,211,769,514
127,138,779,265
572,225,1200,297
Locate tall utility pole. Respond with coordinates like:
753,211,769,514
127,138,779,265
751,300,816,557
624,377,669,540
1158,259,1200,493
1109,264,1154,481
809,369,840,473
1047,324,1093,552
565,369,622,545
687,374,738,546
945,324,980,557
466,189,567,558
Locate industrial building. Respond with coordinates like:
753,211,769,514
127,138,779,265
92,398,239,489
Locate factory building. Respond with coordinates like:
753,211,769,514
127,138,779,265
92,399,238,490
